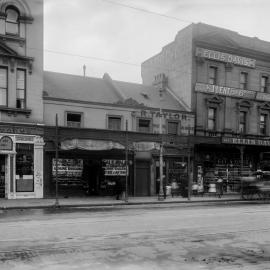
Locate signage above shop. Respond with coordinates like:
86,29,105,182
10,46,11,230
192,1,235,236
0,125,44,136
0,136,13,151
131,109,191,121
222,137,270,146
102,159,128,176
195,83,256,99
133,142,160,152
256,92,270,102
196,47,256,68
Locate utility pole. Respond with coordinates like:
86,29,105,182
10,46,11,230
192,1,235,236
158,89,164,201
125,120,129,202
54,114,59,207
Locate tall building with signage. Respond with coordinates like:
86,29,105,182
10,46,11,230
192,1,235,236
0,0,44,199
43,71,194,198
142,23,270,194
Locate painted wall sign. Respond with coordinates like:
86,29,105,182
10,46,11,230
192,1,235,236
0,136,13,151
196,47,256,68
102,159,128,176
195,83,256,99
0,125,43,135
222,137,270,146
132,110,190,121
256,92,270,102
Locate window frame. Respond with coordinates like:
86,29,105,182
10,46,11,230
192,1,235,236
239,111,247,134
259,113,268,136
107,115,123,131
260,74,269,93
65,111,83,128
16,68,26,109
208,65,218,85
0,66,8,107
167,120,180,135
239,71,248,90
137,117,152,133
5,6,20,36
207,107,217,131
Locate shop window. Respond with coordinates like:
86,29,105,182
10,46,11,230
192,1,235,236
167,121,178,135
138,119,151,133
208,66,217,85
16,69,26,109
66,112,82,128
260,114,267,135
240,72,248,90
0,67,7,106
261,76,268,93
207,107,216,130
16,143,34,192
108,116,122,130
239,111,247,134
5,7,19,35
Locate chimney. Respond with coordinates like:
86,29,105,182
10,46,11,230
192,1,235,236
83,64,86,77
153,73,168,97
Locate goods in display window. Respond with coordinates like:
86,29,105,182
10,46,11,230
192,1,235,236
16,144,34,192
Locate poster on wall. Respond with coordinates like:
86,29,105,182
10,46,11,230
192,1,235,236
102,159,128,176
52,159,83,182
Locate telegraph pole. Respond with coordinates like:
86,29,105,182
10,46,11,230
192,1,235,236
54,114,60,207
158,90,164,201
125,120,129,202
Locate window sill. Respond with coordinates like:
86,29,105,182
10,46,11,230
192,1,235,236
0,33,25,44
0,107,31,117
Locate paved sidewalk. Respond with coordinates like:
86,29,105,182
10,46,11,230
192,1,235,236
0,194,250,210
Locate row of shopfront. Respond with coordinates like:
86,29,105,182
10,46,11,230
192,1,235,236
1,124,270,199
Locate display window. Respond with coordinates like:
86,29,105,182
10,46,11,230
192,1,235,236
16,143,34,192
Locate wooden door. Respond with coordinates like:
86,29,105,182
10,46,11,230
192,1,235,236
135,161,150,196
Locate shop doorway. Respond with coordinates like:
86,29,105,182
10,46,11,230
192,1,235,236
135,161,150,196
82,159,100,195
0,155,5,198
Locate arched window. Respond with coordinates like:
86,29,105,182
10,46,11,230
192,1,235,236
5,7,19,35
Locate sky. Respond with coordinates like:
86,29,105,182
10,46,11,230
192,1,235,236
44,0,270,83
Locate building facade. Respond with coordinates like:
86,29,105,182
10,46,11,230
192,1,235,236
43,72,194,198
142,23,270,194
0,0,44,199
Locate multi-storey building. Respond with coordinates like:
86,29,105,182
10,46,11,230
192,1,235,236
43,71,194,197
142,23,270,194
0,0,44,199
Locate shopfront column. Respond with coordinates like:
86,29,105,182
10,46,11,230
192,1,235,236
34,136,45,198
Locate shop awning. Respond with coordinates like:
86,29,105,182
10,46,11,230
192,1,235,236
60,139,125,151
133,142,160,152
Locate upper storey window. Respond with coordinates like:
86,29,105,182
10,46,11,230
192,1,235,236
208,66,217,85
5,7,19,35
240,72,248,90
261,76,268,93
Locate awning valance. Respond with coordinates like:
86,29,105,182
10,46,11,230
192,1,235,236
60,139,125,151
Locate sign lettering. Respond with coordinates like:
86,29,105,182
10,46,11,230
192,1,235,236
195,83,256,99
196,47,256,68
222,137,270,146
0,136,13,151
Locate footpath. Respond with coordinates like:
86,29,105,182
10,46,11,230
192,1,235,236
0,194,261,210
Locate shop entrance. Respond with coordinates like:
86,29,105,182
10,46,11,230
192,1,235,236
0,155,5,198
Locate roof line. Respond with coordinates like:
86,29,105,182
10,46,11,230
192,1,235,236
165,86,191,111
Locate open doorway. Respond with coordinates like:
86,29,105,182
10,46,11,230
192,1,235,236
0,155,5,198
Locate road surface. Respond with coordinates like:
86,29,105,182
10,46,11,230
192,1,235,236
0,203,270,269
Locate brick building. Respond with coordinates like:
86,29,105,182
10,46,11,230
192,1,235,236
142,23,270,194
0,0,44,199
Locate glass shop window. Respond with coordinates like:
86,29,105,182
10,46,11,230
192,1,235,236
16,143,34,192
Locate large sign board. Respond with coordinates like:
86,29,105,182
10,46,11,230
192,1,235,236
195,83,256,99
196,47,256,68
222,137,270,146
0,136,13,151
256,92,270,102
102,159,128,176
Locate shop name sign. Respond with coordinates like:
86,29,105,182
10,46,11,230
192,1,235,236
0,136,13,151
196,47,256,68
102,159,128,176
132,110,190,120
195,83,256,99
222,137,270,146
